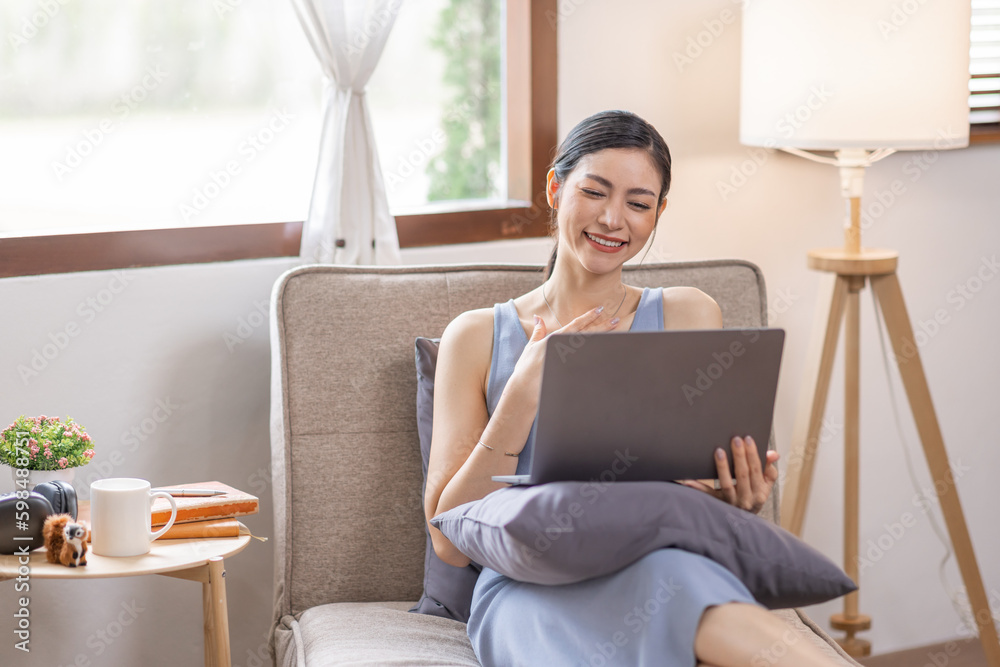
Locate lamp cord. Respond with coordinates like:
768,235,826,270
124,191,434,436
869,290,992,635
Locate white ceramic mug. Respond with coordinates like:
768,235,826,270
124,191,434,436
90,478,178,557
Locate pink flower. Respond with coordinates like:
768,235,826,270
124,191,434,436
29,444,39,455
81,433,91,442
30,427,41,434
28,438,36,446
83,449,95,460
44,450,53,458
58,458,68,468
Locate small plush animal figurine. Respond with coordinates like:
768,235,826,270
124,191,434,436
42,514,89,567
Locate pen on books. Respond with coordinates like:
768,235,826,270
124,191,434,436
152,488,228,497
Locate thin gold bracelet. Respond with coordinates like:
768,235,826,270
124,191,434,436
477,440,519,457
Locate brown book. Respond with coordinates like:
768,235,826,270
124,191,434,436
158,518,241,539
150,481,259,526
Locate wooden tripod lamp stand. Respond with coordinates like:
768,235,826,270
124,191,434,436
740,1,999,663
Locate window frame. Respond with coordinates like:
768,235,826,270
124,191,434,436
970,124,1000,143
1,0,557,278
969,1,1000,144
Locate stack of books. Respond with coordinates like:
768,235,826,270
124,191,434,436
150,481,259,539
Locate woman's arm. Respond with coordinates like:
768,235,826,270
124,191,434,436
424,304,615,567
423,309,539,567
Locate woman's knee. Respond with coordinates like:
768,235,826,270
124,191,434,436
629,549,753,607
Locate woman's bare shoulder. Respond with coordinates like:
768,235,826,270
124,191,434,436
441,307,493,342
662,286,723,330
439,307,494,365
436,307,495,400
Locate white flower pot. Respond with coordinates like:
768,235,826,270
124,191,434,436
9,466,76,490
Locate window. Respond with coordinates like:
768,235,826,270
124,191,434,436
393,0,557,248
971,0,1000,142
0,0,320,236
370,0,504,211
0,0,558,277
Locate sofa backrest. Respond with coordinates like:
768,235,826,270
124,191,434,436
269,261,777,620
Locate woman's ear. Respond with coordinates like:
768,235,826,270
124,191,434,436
546,169,559,209
657,197,668,218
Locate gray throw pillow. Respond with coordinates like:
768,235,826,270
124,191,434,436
408,337,481,623
430,480,856,609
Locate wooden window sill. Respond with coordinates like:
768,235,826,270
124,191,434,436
0,199,555,278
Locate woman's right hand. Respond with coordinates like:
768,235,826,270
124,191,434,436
507,305,621,406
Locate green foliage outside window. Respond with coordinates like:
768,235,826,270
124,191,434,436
426,0,502,201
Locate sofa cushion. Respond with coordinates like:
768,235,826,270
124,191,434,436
409,337,481,623
271,601,860,667
275,601,480,667
431,481,856,609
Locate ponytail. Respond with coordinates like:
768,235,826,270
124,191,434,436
544,242,558,281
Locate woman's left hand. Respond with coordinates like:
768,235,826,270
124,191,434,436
679,436,779,514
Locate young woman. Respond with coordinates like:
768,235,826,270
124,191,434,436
424,110,841,667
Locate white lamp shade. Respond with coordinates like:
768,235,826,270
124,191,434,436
740,0,971,150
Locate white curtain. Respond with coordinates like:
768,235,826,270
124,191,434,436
293,0,402,265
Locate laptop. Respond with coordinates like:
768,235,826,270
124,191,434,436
492,328,784,485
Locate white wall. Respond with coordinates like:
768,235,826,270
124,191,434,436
0,1,996,664
0,258,298,667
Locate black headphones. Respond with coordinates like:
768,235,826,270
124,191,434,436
34,480,78,520
0,481,78,554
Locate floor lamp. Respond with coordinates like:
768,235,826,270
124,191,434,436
740,1,999,663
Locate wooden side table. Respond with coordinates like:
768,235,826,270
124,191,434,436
0,516,251,667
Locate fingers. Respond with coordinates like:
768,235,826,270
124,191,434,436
744,436,763,479
691,438,780,514
530,314,547,341
731,436,753,510
743,436,771,512
714,447,737,506
563,305,619,333
532,306,614,341
764,450,780,485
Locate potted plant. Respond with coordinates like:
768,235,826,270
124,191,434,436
1,415,96,488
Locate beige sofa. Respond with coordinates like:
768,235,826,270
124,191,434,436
268,261,862,666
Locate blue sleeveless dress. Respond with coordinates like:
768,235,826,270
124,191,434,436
466,288,758,667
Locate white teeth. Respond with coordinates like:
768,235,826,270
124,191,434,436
585,232,624,247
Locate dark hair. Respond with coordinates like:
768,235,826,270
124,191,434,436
544,110,672,280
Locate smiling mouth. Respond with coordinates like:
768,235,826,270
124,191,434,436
585,231,626,248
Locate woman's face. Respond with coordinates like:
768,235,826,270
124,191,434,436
547,147,666,276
